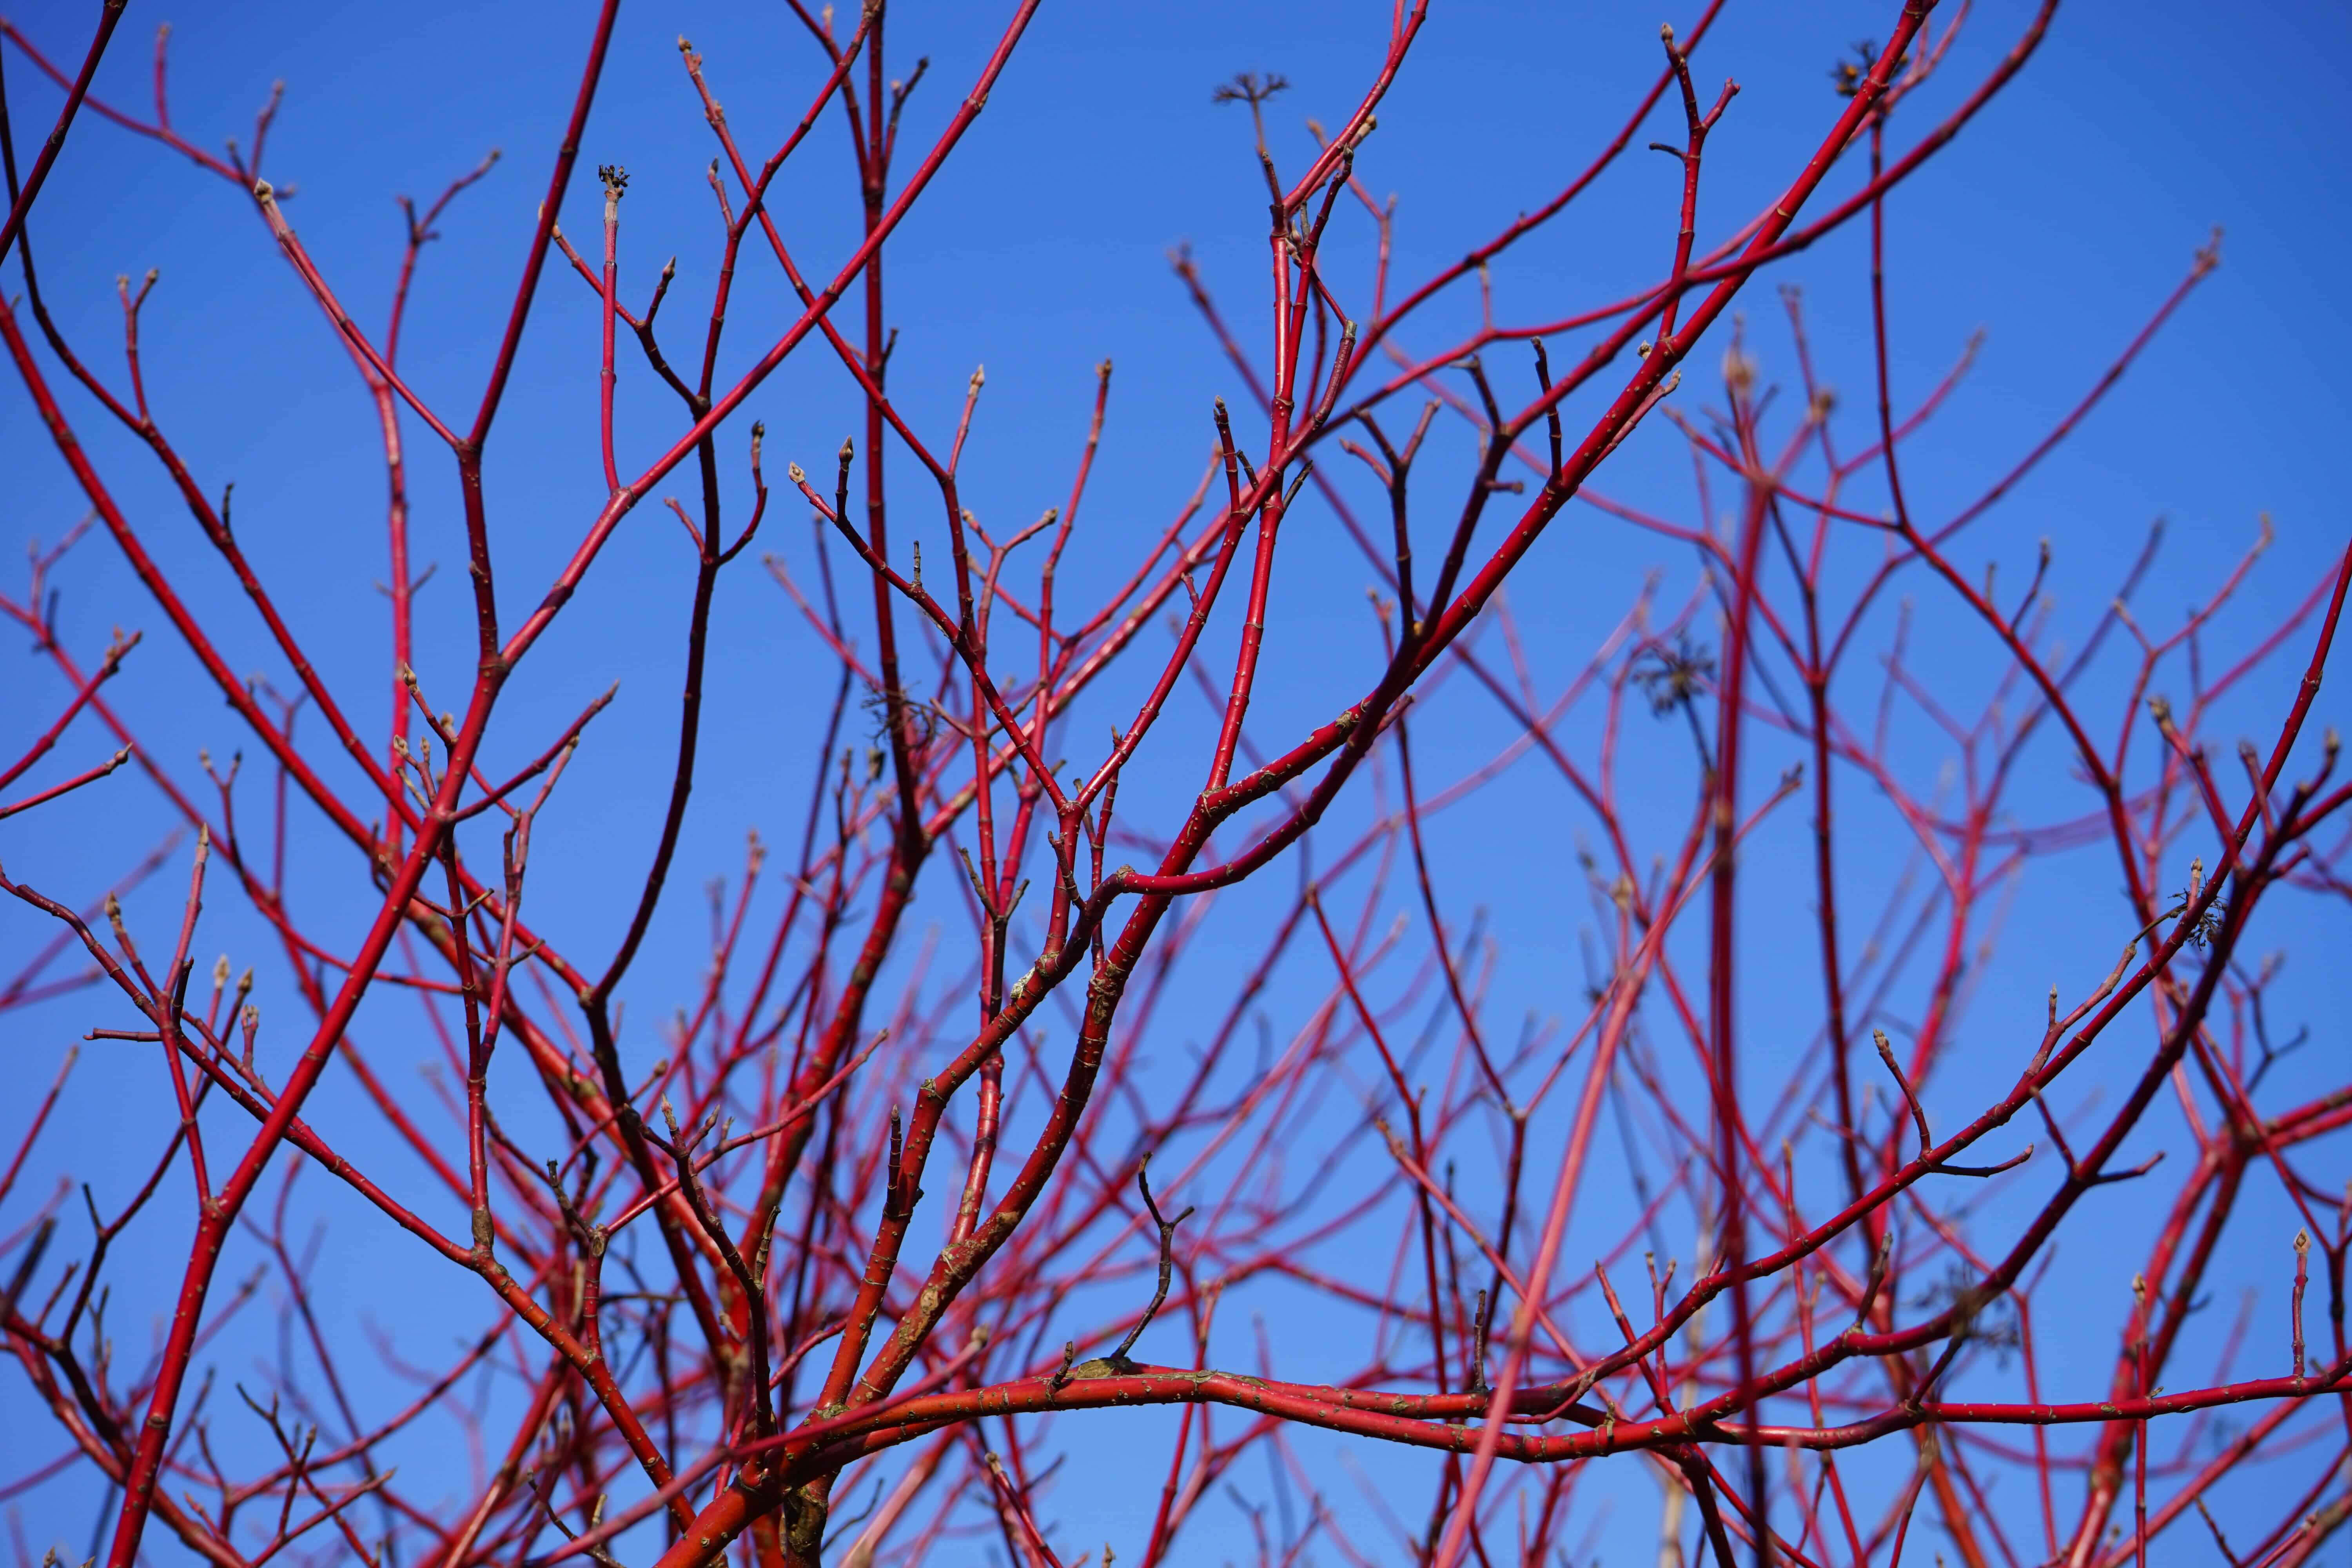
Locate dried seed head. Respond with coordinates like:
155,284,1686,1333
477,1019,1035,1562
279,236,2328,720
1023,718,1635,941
1722,343,1756,394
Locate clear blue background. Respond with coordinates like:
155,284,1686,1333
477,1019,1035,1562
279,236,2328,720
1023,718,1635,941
3,1,2347,1563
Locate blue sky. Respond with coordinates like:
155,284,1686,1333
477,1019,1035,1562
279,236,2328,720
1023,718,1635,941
4,1,2348,1563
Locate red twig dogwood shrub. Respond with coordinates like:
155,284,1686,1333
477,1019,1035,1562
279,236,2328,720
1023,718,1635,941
2,4,2346,1567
